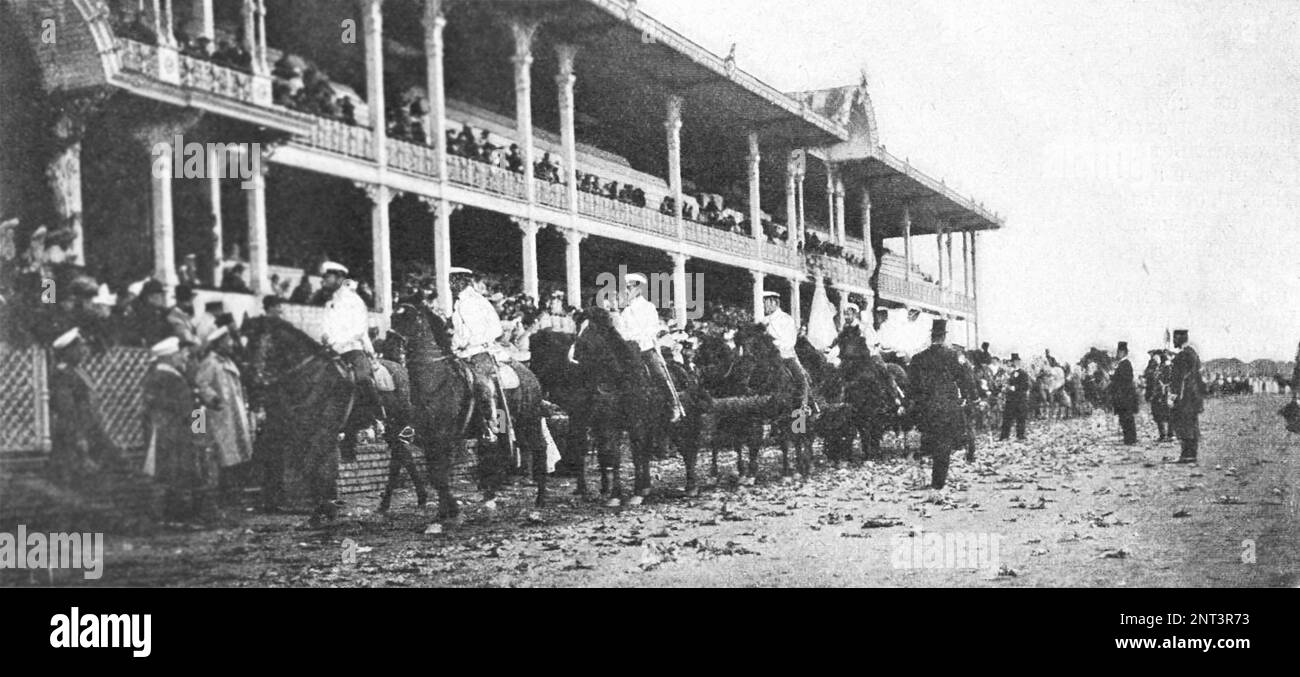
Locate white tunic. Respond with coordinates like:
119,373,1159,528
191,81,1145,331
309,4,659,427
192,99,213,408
619,295,662,351
321,284,373,355
452,286,503,357
763,308,799,359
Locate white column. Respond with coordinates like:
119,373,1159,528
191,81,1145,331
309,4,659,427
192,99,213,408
424,1,448,177
564,228,585,308
860,185,873,270
151,143,177,288
666,94,684,238
511,20,539,205
751,270,765,320
241,0,255,62
946,230,955,290
796,162,806,247
962,229,970,296
789,276,802,325
517,218,540,300
556,44,579,217
748,131,762,241
428,199,454,315
245,146,269,295
363,0,386,167
834,175,847,245
902,205,912,281
206,144,223,287
672,253,688,329
161,0,176,47
825,164,836,243
785,165,797,252
971,231,980,344
358,183,395,314
189,0,215,42
936,227,945,289
255,0,268,74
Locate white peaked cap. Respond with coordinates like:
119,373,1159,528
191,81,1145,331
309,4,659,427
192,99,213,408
151,336,181,357
52,327,81,349
625,273,648,286
448,266,473,275
320,261,349,276
843,302,860,313
762,291,781,299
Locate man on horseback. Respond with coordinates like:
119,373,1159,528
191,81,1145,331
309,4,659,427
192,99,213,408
319,261,382,460
620,273,685,422
449,267,504,443
762,290,815,415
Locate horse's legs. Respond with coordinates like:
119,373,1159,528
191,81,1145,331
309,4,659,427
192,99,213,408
378,441,403,513
680,423,700,497
425,436,458,521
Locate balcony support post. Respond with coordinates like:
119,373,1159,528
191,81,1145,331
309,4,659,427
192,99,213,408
363,0,386,167
902,205,912,281
825,162,836,244
511,20,539,210
789,276,802,325
245,146,269,296
357,183,396,315
151,141,177,290
666,94,684,240
860,185,874,273
206,144,223,287
515,218,541,300
557,44,580,220
747,131,762,242
424,1,448,176
834,174,847,245
564,228,586,309
751,270,765,321
672,252,688,329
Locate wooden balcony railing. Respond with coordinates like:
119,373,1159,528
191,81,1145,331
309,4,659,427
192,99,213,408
576,192,677,238
535,179,568,210
386,138,439,178
303,117,376,161
446,155,526,201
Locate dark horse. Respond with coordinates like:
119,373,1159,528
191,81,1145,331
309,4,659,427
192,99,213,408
388,302,548,520
240,315,422,523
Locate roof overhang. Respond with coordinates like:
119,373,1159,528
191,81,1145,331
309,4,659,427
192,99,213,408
835,145,1004,235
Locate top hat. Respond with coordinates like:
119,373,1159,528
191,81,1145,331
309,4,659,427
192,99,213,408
1173,329,1189,339
1010,353,1021,362
1117,341,1128,353
931,319,948,337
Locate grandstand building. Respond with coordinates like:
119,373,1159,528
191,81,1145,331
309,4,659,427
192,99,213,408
2,0,1001,340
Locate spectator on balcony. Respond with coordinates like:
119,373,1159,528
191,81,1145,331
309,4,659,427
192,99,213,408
177,253,200,288
339,96,358,126
632,187,647,208
505,144,524,173
700,197,721,224
683,201,696,222
221,264,253,294
477,130,497,164
409,99,430,145
388,105,412,142
458,127,480,159
446,129,462,156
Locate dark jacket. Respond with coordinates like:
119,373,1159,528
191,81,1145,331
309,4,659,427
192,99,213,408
906,343,975,437
1108,358,1140,413
1004,368,1032,409
1171,345,1204,415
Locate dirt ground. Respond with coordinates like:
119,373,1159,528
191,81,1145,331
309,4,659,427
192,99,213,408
44,394,1300,587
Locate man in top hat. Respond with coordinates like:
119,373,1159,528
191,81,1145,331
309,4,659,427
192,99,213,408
1169,329,1204,462
319,261,382,457
621,273,685,421
907,319,976,496
143,335,217,521
1109,341,1140,445
167,284,200,347
450,267,505,442
1000,353,1032,441
48,328,119,485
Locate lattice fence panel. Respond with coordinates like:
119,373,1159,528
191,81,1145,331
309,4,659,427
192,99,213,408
0,346,41,454
80,347,153,450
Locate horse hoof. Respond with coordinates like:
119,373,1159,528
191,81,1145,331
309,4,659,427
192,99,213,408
604,498,622,509
627,495,644,507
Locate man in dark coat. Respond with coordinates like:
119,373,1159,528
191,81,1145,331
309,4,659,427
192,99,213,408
1000,353,1031,440
1169,329,1204,462
48,328,120,486
143,336,217,521
1109,341,1140,444
906,319,975,495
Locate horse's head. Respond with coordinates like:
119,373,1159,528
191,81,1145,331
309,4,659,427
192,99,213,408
391,301,453,356
240,315,321,390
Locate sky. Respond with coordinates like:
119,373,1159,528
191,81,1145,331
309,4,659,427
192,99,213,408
640,0,1300,361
